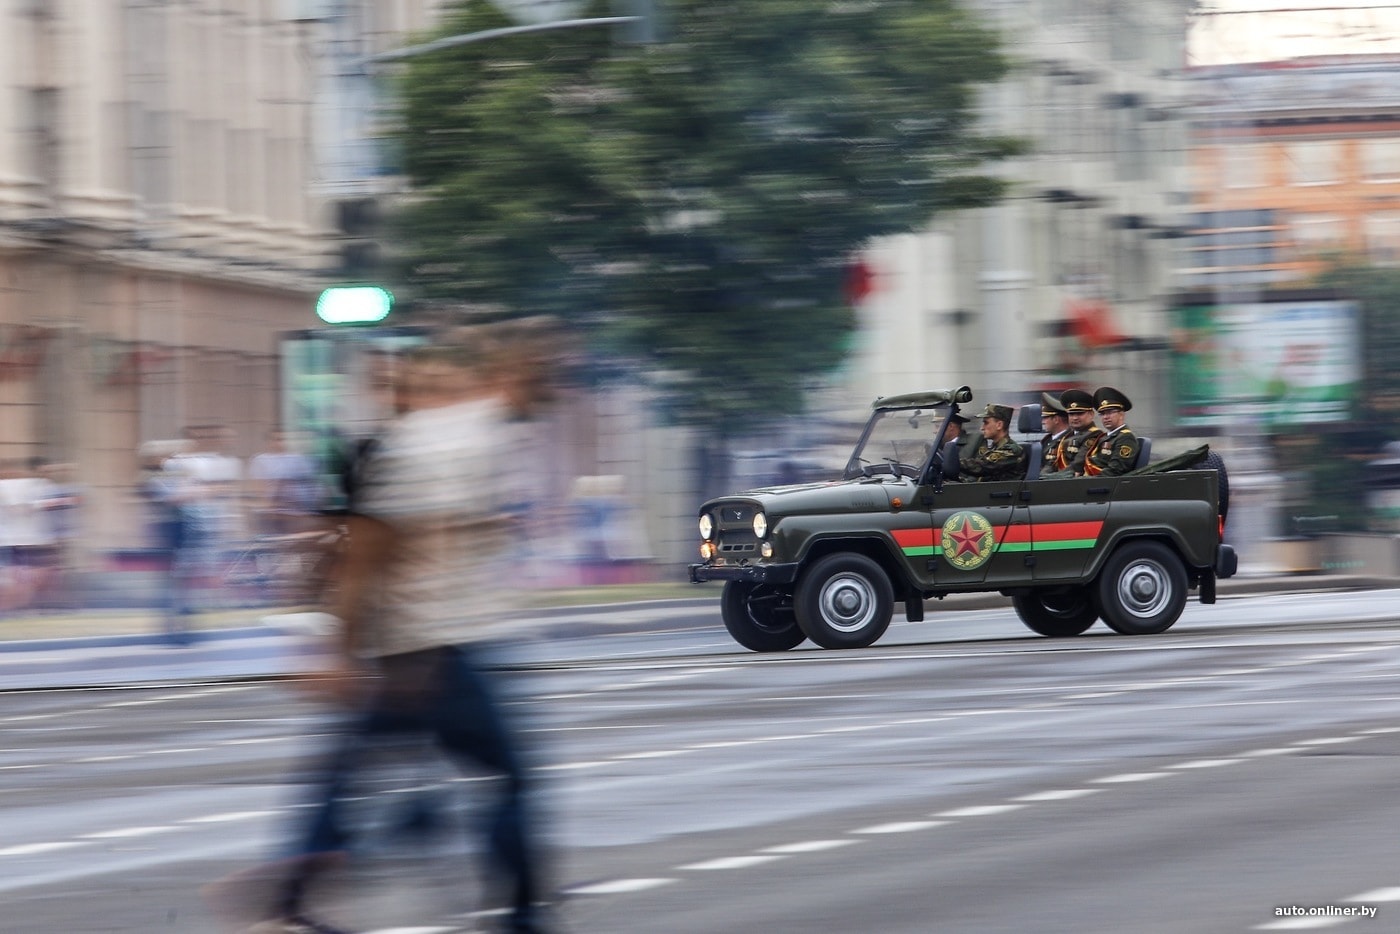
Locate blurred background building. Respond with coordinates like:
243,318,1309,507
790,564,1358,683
0,2,329,548
1182,55,1400,287
6,0,1395,580
842,0,1195,433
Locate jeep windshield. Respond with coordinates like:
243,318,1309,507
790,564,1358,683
843,404,951,480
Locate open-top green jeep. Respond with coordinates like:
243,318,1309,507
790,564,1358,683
689,387,1237,651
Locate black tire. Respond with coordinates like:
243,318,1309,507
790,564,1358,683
1203,450,1230,524
720,582,806,652
794,553,894,649
1095,541,1188,635
1012,588,1098,637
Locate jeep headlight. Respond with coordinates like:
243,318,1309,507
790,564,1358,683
752,511,768,538
699,513,714,540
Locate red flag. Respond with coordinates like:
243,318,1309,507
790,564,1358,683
844,259,877,305
1066,298,1126,348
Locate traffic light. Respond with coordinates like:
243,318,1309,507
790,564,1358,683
320,197,394,324
333,197,382,280
316,286,394,325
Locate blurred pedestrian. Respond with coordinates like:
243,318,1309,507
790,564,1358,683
250,430,324,536
210,331,555,934
0,458,58,612
140,438,206,644
33,459,84,610
959,404,1027,482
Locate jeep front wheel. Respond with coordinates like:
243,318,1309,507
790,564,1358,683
1095,541,1188,635
794,554,893,649
721,582,806,652
1012,588,1098,637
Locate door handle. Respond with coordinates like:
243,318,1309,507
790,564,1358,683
1087,487,1109,496
989,491,1013,499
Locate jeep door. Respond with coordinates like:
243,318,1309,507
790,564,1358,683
1021,476,1113,581
925,479,1024,587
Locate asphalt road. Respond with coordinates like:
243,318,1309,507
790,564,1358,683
4,590,1400,933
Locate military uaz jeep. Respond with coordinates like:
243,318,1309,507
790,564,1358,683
689,388,1238,651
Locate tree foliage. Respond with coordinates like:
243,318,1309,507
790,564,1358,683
393,0,1016,431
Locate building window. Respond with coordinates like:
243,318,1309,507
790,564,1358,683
1292,213,1345,250
1361,139,1400,183
1222,144,1263,189
1366,212,1400,265
1289,140,1339,186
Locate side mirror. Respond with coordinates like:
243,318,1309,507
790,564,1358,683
953,385,973,405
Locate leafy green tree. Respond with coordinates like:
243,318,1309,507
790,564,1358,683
392,0,1017,485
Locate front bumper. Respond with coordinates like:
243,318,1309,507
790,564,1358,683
689,561,801,585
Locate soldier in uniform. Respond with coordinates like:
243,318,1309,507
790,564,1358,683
1081,386,1141,477
1039,392,1070,474
959,403,1026,482
1048,388,1103,476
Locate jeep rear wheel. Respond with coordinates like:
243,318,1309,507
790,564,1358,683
1095,541,1188,635
721,582,806,652
794,554,893,649
1012,588,1098,637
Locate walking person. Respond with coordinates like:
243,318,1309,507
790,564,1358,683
210,334,555,934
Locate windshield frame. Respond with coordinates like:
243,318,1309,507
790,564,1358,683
842,402,956,481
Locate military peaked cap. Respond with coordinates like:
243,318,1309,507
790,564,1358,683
1041,392,1068,418
1060,389,1095,413
1093,386,1132,412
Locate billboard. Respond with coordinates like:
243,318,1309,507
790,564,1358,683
1171,297,1360,429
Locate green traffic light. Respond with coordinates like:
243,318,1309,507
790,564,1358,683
316,286,394,324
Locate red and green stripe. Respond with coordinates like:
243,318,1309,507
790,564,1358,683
893,520,1102,558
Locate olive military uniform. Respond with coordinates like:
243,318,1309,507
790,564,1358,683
1050,389,1102,475
1081,386,1141,478
959,404,1027,482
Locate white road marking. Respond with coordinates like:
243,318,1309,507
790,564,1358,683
1013,789,1101,802
1349,886,1400,901
614,749,685,759
0,841,89,856
181,811,273,824
1091,772,1170,784
536,760,610,771
1293,736,1361,746
82,826,177,839
761,840,859,854
1255,918,1351,930
1170,759,1242,769
565,878,676,895
1243,748,1300,757
852,821,948,834
678,855,784,871
934,804,1028,818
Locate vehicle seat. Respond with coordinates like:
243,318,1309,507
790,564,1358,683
1134,437,1152,470
1016,403,1043,481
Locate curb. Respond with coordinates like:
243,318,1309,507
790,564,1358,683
0,576,1392,655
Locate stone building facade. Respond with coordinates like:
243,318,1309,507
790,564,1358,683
0,1,345,552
